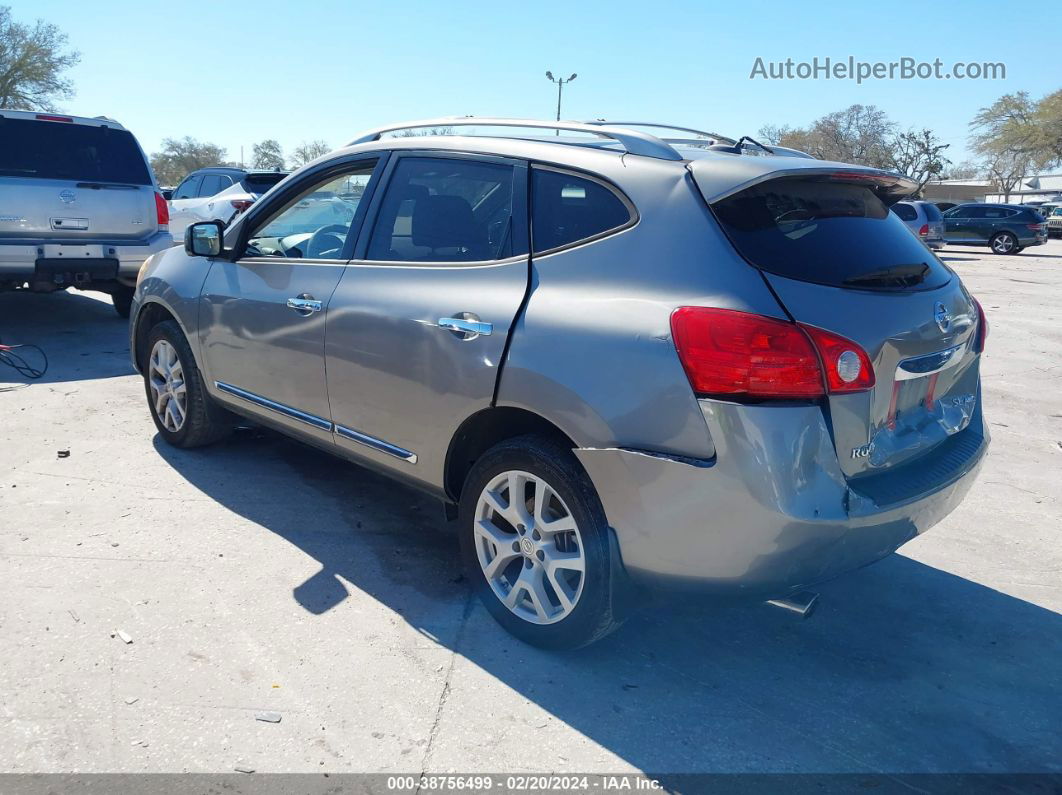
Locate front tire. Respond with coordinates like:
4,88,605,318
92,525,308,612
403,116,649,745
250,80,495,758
990,231,1018,255
458,434,625,650
143,320,232,448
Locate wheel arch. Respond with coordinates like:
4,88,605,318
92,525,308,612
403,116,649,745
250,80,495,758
132,299,185,373
444,406,578,503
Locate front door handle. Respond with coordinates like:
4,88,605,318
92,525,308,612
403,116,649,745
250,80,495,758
287,294,322,316
438,314,492,340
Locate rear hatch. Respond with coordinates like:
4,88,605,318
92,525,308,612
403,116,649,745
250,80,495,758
921,201,945,242
696,166,982,480
0,114,157,241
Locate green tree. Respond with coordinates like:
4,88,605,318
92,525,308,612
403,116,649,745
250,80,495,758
290,139,330,167
969,92,1045,200
149,137,227,186
0,5,80,110
252,139,285,170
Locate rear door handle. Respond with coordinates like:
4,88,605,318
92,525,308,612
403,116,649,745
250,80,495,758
287,294,322,316
438,314,492,340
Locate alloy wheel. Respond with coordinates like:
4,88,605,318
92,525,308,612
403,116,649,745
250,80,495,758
991,233,1015,254
473,470,585,625
148,339,187,433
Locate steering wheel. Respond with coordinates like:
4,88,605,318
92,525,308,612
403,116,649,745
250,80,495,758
305,224,349,258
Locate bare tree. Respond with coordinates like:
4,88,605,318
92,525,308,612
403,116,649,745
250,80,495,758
946,159,985,180
984,149,1034,202
888,129,950,195
252,139,285,170
394,126,456,137
290,139,330,167
0,5,80,110
150,137,227,186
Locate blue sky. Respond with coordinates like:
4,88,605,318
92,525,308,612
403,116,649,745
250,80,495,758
13,0,1058,167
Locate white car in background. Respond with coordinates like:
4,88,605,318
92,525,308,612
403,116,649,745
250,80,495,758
168,167,288,237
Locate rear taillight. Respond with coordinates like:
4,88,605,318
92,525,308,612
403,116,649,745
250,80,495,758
230,199,254,213
918,224,929,237
1027,223,1043,230
670,307,875,400
799,323,875,393
154,192,169,227
972,297,988,353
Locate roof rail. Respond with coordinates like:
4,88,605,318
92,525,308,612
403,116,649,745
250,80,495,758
584,121,737,145
346,117,684,161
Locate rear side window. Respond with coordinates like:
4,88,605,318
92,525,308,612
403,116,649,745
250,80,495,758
891,203,917,221
0,117,151,184
532,169,632,253
366,157,515,262
712,178,951,290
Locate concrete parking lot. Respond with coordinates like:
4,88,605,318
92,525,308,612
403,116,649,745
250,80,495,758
1,243,1060,776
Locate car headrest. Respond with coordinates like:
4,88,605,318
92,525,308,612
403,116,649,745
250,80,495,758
412,194,485,253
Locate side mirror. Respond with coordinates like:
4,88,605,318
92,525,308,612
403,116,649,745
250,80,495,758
160,189,173,201
185,221,224,257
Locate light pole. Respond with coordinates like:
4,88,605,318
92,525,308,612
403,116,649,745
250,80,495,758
545,71,577,135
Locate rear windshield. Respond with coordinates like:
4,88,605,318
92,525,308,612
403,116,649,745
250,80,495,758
241,173,287,194
0,117,151,185
712,178,952,291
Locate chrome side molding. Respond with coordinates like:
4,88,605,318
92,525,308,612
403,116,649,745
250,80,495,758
213,382,418,464
214,381,332,431
334,424,418,464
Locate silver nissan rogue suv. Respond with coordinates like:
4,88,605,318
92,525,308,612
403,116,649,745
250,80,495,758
130,118,989,649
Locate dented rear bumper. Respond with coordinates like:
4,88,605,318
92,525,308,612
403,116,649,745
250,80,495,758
575,399,988,598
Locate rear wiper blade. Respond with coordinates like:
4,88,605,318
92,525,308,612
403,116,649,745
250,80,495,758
843,263,929,289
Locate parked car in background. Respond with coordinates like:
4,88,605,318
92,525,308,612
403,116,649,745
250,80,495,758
942,203,1048,254
168,167,289,236
891,200,945,250
131,118,989,649
0,111,172,317
1048,207,1062,238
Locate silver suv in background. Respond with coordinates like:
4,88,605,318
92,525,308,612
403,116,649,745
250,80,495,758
0,111,172,317
131,118,989,649
891,200,945,250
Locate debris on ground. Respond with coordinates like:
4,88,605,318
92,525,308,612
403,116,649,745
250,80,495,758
57,450,70,458
234,765,255,774
115,630,133,644
124,697,139,705
255,711,282,723
67,610,79,623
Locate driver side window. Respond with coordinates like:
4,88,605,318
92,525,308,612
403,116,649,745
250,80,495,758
243,161,376,260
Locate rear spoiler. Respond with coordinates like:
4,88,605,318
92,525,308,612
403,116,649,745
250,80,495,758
690,163,919,206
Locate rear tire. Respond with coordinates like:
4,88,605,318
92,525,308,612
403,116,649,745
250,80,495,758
990,231,1018,255
458,434,625,650
143,320,233,448
112,285,134,318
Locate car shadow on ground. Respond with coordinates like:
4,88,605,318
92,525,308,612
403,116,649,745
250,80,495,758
153,428,1062,775
0,290,133,387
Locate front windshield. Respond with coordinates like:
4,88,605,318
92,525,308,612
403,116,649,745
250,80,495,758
245,166,374,258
